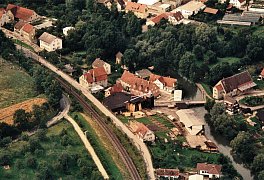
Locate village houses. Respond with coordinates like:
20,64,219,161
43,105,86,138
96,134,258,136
155,169,180,179
129,121,155,142
149,73,177,93
222,0,246,9
79,67,108,89
14,21,35,42
119,70,161,98
125,2,149,19
39,32,62,52
146,11,184,26
92,58,111,75
197,163,222,179
223,95,240,114
6,4,39,23
213,71,256,99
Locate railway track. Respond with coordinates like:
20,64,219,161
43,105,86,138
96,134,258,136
56,77,141,180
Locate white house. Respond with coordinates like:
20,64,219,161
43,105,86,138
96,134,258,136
39,32,62,52
79,67,108,89
138,0,159,5
149,73,177,93
223,0,246,9
63,27,75,36
92,58,111,75
176,1,206,18
188,174,204,180
197,163,222,179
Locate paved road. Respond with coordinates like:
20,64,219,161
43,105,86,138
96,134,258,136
18,46,155,180
46,94,70,127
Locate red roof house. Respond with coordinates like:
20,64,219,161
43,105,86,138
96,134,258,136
120,71,160,98
156,169,179,179
6,4,39,22
197,163,222,178
14,21,35,42
79,67,108,89
149,73,177,92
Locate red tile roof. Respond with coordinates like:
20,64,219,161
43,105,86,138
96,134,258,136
215,84,223,91
22,23,34,33
110,82,123,94
238,0,245,3
6,4,36,21
83,67,107,83
14,21,26,30
197,163,222,175
120,71,160,97
150,12,184,24
204,7,218,14
261,68,264,77
92,58,106,68
125,2,147,13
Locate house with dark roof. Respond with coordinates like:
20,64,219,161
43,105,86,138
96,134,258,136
149,73,177,93
129,121,155,142
92,58,111,75
155,168,179,179
79,67,108,89
14,21,35,42
213,71,256,100
197,163,222,179
119,70,160,98
6,4,39,22
103,92,143,112
39,32,62,52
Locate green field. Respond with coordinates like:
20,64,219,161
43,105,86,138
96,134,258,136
0,59,37,108
253,26,264,37
0,121,102,179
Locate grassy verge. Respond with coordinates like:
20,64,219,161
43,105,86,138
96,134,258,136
0,58,37,108
12,39,34,51
0,121,101,179
201,83,213,97
70,112,124,179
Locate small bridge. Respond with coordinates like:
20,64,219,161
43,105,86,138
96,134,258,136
155,100,206,107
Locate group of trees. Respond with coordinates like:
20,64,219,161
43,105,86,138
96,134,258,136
0,128,103,179
204,102,264,179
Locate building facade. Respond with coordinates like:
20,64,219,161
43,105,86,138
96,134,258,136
39,32,62,52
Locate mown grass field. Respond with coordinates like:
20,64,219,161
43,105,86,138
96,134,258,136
0,121,101,179
0,59,37,109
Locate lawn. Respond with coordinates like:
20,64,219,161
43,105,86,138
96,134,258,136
152,115,175,129
71,112,123,179
12,39,34,51
217,57,241,65
239,96,264,107
149,141,220,170
0,59,38,108
0,121,102,179
252,25,264,37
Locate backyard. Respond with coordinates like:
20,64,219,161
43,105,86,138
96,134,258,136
0,121,102,179
239,95,264,107
0,59,38,109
